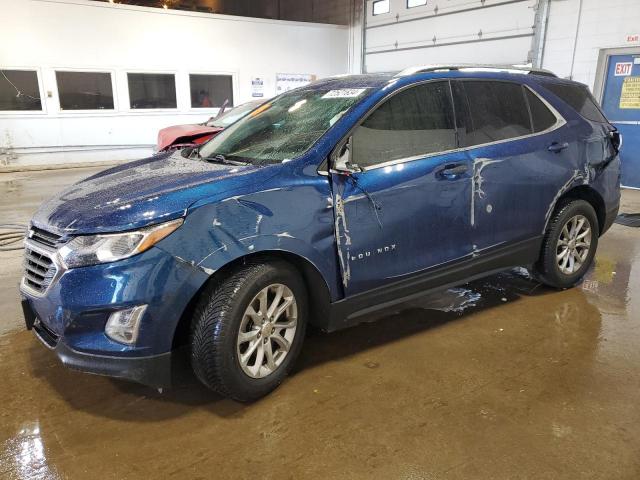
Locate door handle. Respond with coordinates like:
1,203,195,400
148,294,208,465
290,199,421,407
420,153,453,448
438,163,468,178
548,142,569,153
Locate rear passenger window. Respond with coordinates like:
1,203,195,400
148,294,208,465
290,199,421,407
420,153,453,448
453,81,531,147
352,81,456,168
525,88,557,132
543,82,607,123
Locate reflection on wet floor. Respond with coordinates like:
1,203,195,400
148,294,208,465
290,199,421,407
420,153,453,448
1,168,639,478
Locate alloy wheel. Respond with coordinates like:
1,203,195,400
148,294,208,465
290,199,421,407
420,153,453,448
556,214,591,275
236,283,298,379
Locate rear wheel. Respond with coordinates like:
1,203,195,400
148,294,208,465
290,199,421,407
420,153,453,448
535,199,599,289
190,261,307,401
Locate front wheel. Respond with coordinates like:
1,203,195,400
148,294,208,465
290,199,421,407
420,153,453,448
190,261,307,401
535,199,599,289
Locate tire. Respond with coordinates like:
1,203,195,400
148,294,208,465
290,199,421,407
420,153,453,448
190,260,307,402
535,199,599,289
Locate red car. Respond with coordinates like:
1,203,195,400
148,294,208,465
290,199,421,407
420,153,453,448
156,100,263,152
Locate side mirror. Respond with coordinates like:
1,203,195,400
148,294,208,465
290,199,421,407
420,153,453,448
331,137,360,174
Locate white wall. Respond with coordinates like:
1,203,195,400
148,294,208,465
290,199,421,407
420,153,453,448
363,0,537,73
541,0,640,89
0,0,349,167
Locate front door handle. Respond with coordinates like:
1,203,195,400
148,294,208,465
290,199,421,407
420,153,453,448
438,163,468,178
548,141,569,153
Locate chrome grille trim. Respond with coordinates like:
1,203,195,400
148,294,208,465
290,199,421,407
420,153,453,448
29,226,63,248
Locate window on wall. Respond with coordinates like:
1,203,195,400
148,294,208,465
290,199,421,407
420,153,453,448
372,0,390,15
352,81,456,168
407,0,427,8
189,74,234,108
452,80,532,147
0,69,42,111
127,73,176,109
56,71,114,110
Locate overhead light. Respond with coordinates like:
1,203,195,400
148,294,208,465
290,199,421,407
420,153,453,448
163,3,168,9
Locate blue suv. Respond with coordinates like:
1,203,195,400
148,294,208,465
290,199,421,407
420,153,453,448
21,66,621,401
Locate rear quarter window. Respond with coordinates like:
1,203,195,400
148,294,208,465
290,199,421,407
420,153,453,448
543,82,608,123
525,88,557,132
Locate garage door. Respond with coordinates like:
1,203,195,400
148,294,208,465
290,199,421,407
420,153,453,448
364,0,537,73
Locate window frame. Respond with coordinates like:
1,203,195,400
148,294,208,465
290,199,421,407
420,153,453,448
372,0,390,16
407,0,427,8
0,67,46,116
54,68,117,113
125,70,179,112
329,78,566,173
187,70,237,113
453,79,566,151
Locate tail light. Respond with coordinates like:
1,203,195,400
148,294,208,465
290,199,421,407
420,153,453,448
609,129,622,153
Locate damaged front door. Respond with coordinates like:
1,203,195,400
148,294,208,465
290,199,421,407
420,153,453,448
330,80,473,296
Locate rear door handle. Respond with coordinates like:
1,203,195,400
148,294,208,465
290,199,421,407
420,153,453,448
548,142,569,153
438,163,468,178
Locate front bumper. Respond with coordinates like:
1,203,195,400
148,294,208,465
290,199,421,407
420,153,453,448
31,315,175,387
21,246,209,387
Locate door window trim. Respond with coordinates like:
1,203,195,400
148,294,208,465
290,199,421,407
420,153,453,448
329,78,567,173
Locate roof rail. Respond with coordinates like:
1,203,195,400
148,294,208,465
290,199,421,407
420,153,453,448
394,64,557,78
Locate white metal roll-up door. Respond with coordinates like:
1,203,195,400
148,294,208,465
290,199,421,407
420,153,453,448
364,0,538,72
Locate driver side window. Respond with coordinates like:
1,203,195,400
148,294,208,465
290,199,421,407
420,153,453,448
351,81,456,168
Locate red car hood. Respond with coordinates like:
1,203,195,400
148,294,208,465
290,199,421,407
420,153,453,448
157,124,223,151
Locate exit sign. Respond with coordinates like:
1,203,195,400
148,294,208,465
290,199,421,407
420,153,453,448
615,62,633,76
626,34,640,43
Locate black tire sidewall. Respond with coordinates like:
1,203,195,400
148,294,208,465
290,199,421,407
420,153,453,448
541,200,599,288
195,261,308,401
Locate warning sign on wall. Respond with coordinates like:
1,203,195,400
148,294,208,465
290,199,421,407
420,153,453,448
620,76,640,109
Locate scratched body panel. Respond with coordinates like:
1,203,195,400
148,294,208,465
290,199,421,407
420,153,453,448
158,163,341,300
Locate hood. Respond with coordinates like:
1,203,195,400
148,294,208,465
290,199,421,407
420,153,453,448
157,124,223,150
31,152,267,235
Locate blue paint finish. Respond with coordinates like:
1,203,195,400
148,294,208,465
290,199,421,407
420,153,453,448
600,53,640,188
25,247,208,356
21,69,621,386
330,150,473,295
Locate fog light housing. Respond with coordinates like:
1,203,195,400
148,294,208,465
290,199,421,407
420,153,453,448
105,305,147,345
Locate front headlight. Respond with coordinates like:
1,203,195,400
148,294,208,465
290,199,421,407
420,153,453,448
59,218,183,268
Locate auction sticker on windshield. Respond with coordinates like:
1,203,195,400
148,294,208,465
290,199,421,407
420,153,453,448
322,89,367,99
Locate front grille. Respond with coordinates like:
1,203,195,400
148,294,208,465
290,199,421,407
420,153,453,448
22,227,61,295
23,246,57,293
30,226,62,248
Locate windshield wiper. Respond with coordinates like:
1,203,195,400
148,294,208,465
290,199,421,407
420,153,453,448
204,154,250,166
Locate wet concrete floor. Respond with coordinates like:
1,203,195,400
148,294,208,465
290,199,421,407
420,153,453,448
1,167,640,479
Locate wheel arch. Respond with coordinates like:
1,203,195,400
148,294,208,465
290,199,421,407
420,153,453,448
558,185,606,235
171,250,332,349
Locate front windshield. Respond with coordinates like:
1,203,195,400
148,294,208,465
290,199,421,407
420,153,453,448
207,102,261,128
199,87,370,164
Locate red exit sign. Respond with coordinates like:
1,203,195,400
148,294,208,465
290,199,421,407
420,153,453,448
615,62,633,76
626,34,640,43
